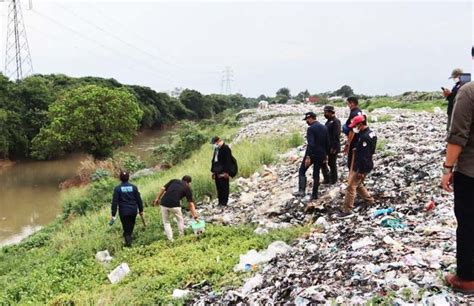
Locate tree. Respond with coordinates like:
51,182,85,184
296,89,310,101
179,89,213,118
334,85,354,98
257,94,267,101
275,87,291,104
31,85,143,159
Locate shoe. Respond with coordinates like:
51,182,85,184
292,191,305,197
445,273,474,294
124,235,132,247
336,211,354,219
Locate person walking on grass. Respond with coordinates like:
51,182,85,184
293,111,329,201
111,171,144,247
210,136,233,206
152,175,198,241
338,115,377,219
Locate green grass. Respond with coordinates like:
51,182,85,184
376,138,388,151
359,98,446,112
0,129,308,305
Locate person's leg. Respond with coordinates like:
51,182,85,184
342,171,359,212
160,206,174,241
329,153,338,184
120,214,136,246
311,157,323,200
295,155,309,196
454,172,474,280
216,177,229,205
321,159,330,184
171,207,185,236
356,174,375,205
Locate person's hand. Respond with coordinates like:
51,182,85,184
139,211,144,216
192,213,199,219
356,172,365,179
212,173,216,180
222,173,229,179
443,88,451,97
304,157,311,168
441,172,454,192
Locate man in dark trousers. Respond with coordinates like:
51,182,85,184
210,136,233,206
322,105,341,184
343,97,363,171
443,68,464,131
152,175,198,241
442,81,474,293
294,112,329,201
110,171,144,247
338,115,377,218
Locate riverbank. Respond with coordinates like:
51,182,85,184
2,100,465,305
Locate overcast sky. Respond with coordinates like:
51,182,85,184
0,0,472,97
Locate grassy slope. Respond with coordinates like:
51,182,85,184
0,129,306,305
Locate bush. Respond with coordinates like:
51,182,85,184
90,168,110,182
113,152,146,173
287,131,304,148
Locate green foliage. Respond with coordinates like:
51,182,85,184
90,168,110,182
153,121,207,166
113,152,146,173
376,138,388,151
359,98,446,112
333,85,354,97
31,85,143,159
287,131,304,148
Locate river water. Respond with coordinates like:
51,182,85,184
0,128,173,246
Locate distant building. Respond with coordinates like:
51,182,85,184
306,96,320,103
328,96,344,101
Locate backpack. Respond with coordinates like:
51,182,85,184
228,154,238,178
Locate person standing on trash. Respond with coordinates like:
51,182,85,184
338,115,377,218
152,175,198,241
441,81,474,293
321,105,341,184
443,68,464,131
110,171,144,247
293,111,329,201
343,97,363,169
210,136,233,206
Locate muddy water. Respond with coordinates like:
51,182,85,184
0,128,173,246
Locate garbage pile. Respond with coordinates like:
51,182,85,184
191,105,469,304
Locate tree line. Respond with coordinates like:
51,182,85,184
0,73,257,160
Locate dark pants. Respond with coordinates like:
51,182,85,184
119,214,137,245
454,171,474,280
298,154,324,199
215,176,229,206
322,153,338,184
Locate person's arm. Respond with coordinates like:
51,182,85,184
111,187,119,220
188,201,198,219
153,187,166,206
442,84,473,192
135,187,144,214
333,120,341,153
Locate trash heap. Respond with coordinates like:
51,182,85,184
191,105,469,304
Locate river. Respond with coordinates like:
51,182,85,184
0,128,173,246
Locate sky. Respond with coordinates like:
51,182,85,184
0,0,472,97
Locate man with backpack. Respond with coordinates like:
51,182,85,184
210,136,236,206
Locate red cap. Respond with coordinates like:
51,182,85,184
348,115,365,128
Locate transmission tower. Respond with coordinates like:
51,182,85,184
221,66,233,95
4,0,33,80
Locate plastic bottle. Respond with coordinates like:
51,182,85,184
373,207,394,218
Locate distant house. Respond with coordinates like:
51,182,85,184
306,96,320,103
328,96,344,101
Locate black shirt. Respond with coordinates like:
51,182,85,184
345,107,363,127
354,127,377,174
111,182,143,216
211,143,233,174
306,121,330,158
325,117,341,153
447,82,462,117
160,179,193,208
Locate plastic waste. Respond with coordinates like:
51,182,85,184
191,219,205,235
351,237,375,250
425,197,436,211
381,218,405,229
373,207,394,218
95,250,113,264
107,263,130,284
172,289,190,299
241,274,263,295
234,241,291,272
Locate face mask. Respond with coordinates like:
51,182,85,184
353,126,360,134
453,77,460,83
213,144,219,149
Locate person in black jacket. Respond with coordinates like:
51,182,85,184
343,96,364,170
338,115,377,218
294,112,329,200
210,136,233,206
321,105,341,184
111,171,144,247
443,68,464,131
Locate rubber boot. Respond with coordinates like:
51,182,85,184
293,176,306,197
310,184,319,201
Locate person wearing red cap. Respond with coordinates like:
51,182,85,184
338,115,377,218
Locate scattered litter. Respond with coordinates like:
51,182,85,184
107,263,130,284
95,250,113,264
